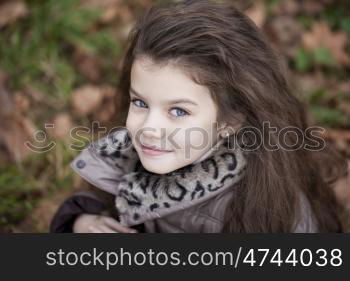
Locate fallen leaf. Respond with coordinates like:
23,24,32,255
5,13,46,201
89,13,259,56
337,81,350,95
272,0,300,16
81,0,133,24
302,21,350,65
292,71,325,94
116,21,135,40
0,116,37,163
51,113,74,140
73,49,101,82
338,103,350,117
94,99,116,123
301,0,330,15
71,85,105,116
269,16,303,57
245,0,266,28
323,129,350,157
93,85,118,123
14,91,30,114
0,0,28,27
137,0,153,7
333,160,350,231
0,71,37,163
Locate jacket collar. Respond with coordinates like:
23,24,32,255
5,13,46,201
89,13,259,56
70,129,247,227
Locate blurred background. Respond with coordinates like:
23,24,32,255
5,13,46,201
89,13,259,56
0,0,349,233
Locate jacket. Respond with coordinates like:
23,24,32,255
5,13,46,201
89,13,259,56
49,137,320,233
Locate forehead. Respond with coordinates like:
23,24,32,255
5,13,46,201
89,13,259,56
130,58,214,105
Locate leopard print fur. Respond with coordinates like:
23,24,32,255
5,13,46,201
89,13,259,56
91,128,247,226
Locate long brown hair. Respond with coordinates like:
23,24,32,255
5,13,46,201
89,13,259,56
117,0,348,232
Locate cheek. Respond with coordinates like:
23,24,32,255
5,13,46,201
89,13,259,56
181,116,217,147
126,112,142,134
198,113,219,143
168,122,216,157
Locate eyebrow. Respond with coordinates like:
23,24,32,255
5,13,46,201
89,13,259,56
129,87,198,106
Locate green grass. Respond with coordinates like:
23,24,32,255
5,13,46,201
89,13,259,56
310,105,349,127
294,47,336,72
0,0,121,106
304,89,350,128
0,0,125,231
0,139,79,231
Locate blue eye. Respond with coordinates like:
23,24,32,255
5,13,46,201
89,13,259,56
130,98,189,118
131,98,147,108
170,107,189,118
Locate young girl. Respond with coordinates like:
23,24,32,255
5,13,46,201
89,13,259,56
50,0,347,233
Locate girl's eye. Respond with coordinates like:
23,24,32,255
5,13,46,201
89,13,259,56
170,107,189,118
130,98,189,118
131,98,147,108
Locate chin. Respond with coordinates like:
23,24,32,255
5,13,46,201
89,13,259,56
142,164,175,175
135,149,178,174
138,158,177,174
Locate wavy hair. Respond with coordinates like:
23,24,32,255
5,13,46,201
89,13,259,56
117,0,348,232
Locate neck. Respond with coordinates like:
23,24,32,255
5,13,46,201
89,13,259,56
192,137,226,165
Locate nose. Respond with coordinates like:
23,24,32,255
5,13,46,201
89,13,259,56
139,110,166,142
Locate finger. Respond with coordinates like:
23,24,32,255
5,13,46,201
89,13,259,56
99,224,119,233
88,225,103,233
103,216,137,233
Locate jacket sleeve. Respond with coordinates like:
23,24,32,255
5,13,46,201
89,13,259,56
49,183,145,233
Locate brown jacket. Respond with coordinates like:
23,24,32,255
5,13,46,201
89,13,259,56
50,142,319,233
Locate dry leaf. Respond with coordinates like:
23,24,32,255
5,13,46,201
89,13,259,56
93,85,118,123
0,0,28,27
51,113,74,139
292,71,325,94
0,116,37,163
334,160,350,210
323,129,350,157
245,0,266,28
338,103,350,118
81,0,133,24
302,22,350,65
137,0,153,7
337,82,350,95
71,85,105,116
269,16,302,57
116,21,135,40
0,71,37,163
301,1,327,15
94,99,116,123
14,91,30,114
272,0,300,15
100,84,116,98
74,49,101,82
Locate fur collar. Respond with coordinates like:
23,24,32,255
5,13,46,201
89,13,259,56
89,129,247,227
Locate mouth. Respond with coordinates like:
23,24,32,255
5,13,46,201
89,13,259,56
140,144,172,156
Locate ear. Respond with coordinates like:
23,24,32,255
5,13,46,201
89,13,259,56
218,113,245,138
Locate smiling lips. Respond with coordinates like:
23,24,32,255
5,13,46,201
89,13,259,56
141,144,172,156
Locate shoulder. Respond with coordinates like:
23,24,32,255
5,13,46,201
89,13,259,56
197,186,235,219
292,191,319,233
182,187,235,232
69,129,139,195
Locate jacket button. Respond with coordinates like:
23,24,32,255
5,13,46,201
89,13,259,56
76,159,86,169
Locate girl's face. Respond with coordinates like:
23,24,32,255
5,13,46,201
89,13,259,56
126,57,221,174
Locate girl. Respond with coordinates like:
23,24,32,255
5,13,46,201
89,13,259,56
50,0,347,233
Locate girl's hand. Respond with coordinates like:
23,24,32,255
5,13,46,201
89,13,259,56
73,213,138,233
